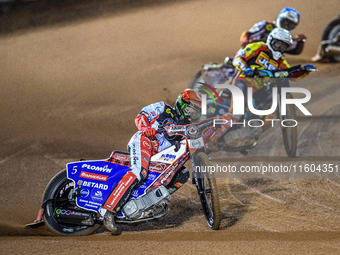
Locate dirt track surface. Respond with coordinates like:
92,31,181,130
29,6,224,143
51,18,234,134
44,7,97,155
0,0,340,254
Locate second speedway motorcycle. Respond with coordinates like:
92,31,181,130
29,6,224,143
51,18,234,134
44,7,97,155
313,15,340,62
27,119,221,235
190,65,316,157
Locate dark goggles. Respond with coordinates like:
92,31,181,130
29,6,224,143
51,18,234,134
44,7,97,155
271,39,290,53
280,18,298,31
182,104,200,120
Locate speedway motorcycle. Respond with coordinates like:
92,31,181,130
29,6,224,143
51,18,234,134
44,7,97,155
189,57,235,90
313,15,340,62
26,119,221,235
191,65,316,157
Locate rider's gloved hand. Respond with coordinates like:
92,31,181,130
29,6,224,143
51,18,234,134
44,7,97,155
143,127,156,137
243,67,254,76
304,64,316,72
295,34,307,42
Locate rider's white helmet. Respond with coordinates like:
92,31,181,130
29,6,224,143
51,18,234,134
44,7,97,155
266,28,293,60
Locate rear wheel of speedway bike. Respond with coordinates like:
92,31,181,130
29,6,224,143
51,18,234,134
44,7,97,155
278,92,297,157
43,170,101,235
321,17,340,62
193,152,221,230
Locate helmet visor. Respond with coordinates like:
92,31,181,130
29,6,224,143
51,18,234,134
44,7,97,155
280,18,297,31
271,39,290,53
183,104,200,121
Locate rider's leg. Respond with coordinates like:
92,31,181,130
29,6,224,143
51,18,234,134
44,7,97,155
312,43,326,62
102,132,152,225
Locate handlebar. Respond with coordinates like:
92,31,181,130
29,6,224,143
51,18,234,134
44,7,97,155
252,65,317,78
155,124,168,134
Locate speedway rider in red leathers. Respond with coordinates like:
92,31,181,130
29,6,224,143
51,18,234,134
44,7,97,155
103,90,205,233
240,7,306,55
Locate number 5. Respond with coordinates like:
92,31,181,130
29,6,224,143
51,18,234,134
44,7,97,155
72,166,78,174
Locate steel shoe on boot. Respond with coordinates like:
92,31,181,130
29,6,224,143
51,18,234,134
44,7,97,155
103,211,122,235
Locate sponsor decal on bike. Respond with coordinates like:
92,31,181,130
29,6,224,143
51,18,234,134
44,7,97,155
197,121,213,130
91,190,103,202
80,171,108,182
132,190,139,197
56,209,72,215
81,188,90,198
148,173,157,181
149,162,170,173
81,164,113,173
274,71,289,78
188,125,199,135
113,154,130,162
166,126,186,133
202,127,214,138
190,139,202,148
159,153,176,162
59,182,74,197
78,180,109,190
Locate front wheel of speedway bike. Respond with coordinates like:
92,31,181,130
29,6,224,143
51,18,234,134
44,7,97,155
277,92,297,157
43,170,101,236
192,152,221,230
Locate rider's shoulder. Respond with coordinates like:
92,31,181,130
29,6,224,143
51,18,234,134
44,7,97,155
141,101,166,114
151,101,166,107
243,41,267,53
250,20,272,30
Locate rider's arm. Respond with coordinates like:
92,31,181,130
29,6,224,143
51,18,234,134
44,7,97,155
135,102,166,131
278,58,311,80
232,54,254,76
286,34,307,55
232,54,247,71
135,114,151,131
278,58,291,69
288,69,309,80
240,21,274,47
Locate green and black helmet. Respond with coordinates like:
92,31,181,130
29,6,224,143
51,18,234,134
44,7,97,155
174,89,202,124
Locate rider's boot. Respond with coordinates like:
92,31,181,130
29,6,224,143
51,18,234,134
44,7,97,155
312,43,325,62
103,211,122,235
102,171,138,234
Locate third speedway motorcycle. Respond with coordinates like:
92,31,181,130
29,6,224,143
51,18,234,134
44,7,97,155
189,57,235,90
313,15,340,62
26,118,221,235
192,65,316,157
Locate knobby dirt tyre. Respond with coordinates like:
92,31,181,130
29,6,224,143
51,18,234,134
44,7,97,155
278,93,297,157
43,170,101,236
193,152,221,230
